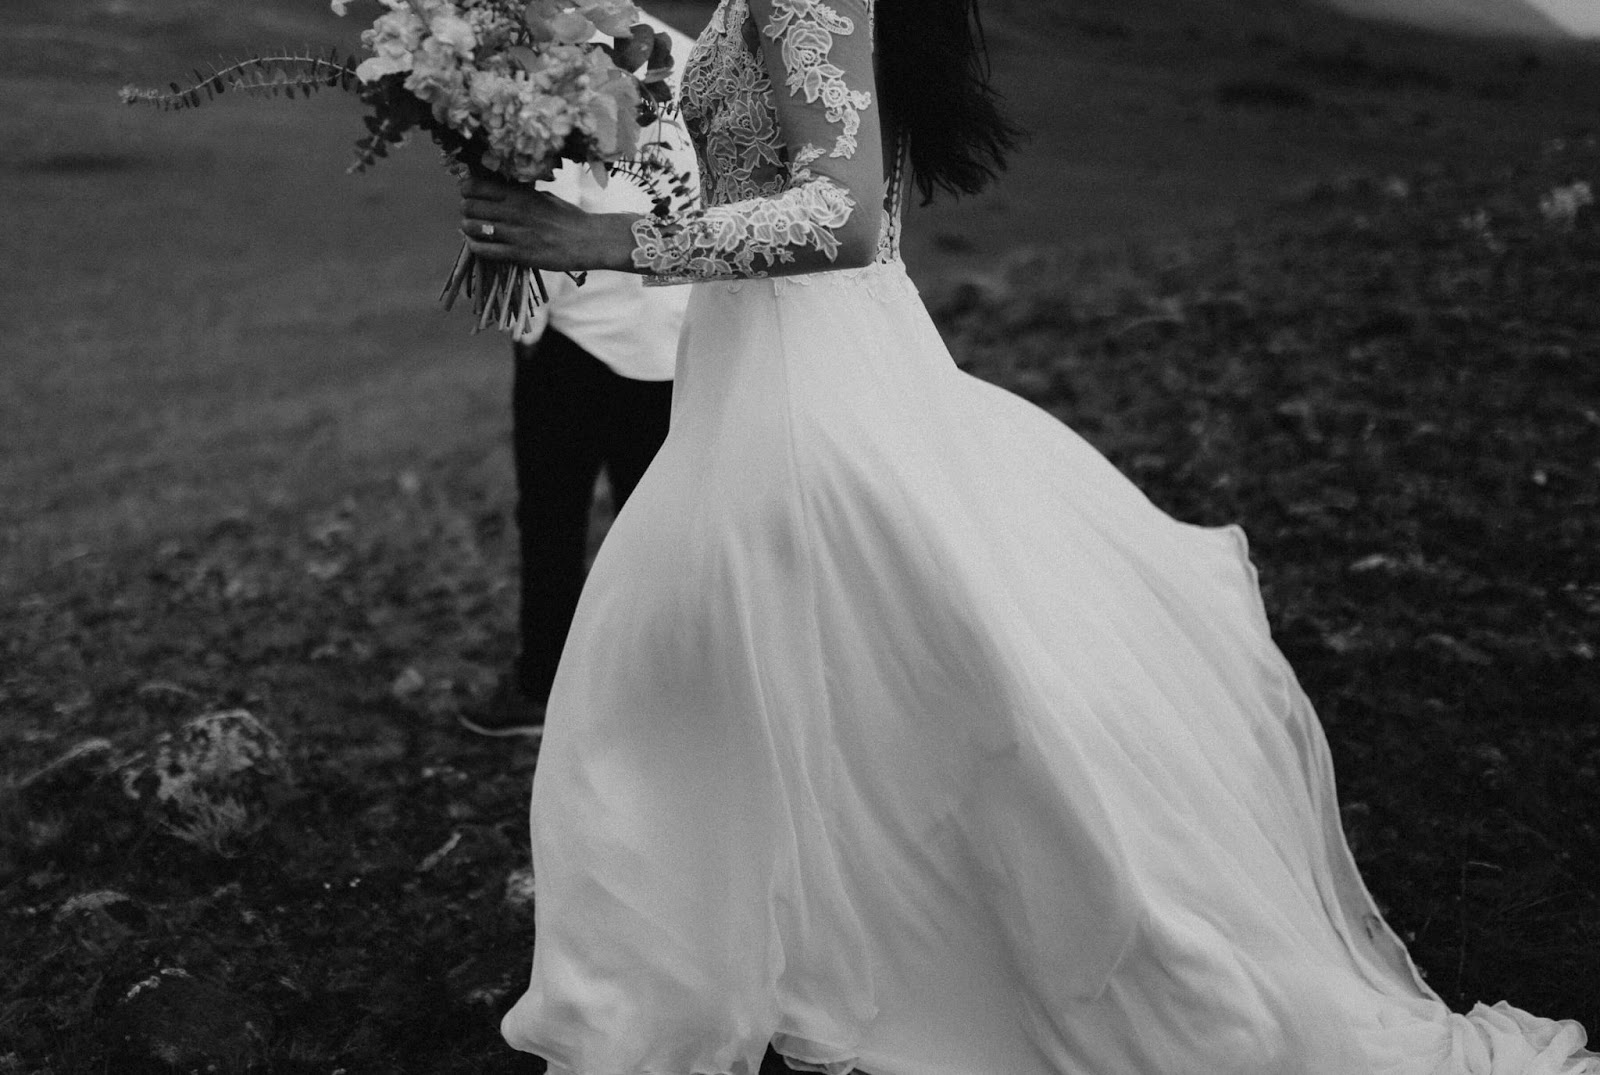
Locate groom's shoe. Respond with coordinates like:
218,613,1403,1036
457,676,546,739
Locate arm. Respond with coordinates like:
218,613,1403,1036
460,0,881,279
630,0,884,281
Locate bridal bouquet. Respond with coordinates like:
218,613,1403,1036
123,0,690,336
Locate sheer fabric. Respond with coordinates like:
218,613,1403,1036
630,0,892,281
500,2,1599,1073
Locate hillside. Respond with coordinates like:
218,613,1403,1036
882,0,1600,287
1321,0,1571,39
7,0,1600,300
2,1,1597,1071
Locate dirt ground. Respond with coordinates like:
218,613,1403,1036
2,1,1598,1071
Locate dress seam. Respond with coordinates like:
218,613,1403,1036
767,279,878,1054
770,284,840,832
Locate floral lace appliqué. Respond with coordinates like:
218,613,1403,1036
680,0,786,208
631,0,893,283
764,0,873,167
631,171,856,279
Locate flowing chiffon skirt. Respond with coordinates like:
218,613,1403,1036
501,261,1596,1075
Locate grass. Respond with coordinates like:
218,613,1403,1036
2,0,1598,1071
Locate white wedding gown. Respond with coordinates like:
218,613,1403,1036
501,1,1598,1072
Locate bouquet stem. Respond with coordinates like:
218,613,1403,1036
439,241,562,338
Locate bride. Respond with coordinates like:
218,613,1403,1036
458,0,1597,1072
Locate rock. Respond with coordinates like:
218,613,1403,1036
16,738,117,797
504,865,537,910
119,711,289,803
54,890,143,956
104,968,270,1074
117,711,292,854
390,667,427,700
55,889,133,922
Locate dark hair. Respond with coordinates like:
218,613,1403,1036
875,0,1025,205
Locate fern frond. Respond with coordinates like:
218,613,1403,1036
121,50,360,111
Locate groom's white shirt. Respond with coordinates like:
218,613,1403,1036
516,15,699,383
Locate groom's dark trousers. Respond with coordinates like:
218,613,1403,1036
512,329,673,704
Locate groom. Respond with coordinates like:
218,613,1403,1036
458,13,699,739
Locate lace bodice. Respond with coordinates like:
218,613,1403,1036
631,0,904,283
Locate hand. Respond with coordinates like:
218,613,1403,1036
459,176,638,273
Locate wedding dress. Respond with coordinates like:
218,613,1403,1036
500,1,1598,1072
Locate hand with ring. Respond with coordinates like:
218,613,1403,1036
460,176,640,273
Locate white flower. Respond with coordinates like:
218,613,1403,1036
427,12,477,58
356,53,409,82
524,0,642,44
356,9,427,81
578,0,641,38
336,0,658,189
524,0,586,44
406,38,473,124
574,58,640,157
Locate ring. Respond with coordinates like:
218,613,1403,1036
480,222,496,239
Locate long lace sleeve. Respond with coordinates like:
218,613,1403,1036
631,0,884,281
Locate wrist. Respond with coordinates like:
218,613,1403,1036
595,212,645,273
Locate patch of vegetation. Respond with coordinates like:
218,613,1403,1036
4,133,1596,1072
1,472,545,1073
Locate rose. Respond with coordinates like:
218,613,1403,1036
355,9,427,81
524,0,602,44
427,12,478,58
523,0,643,45
576,60,641,156
576,0,640,38
406,37,473,126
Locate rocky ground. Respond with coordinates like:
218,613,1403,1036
2,0,1598,1071
4,138,1597,1073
